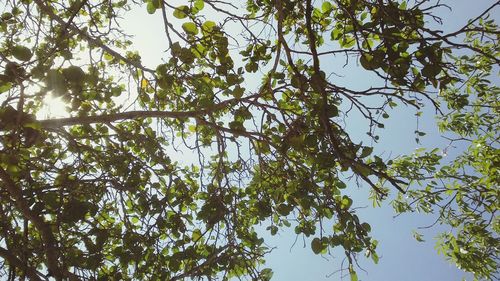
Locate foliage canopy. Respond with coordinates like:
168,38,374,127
0,0,498,280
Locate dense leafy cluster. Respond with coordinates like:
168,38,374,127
0,0,497,280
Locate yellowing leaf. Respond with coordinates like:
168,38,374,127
141,78,149,89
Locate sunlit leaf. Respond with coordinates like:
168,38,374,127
182,22,198,35
173,5,189,19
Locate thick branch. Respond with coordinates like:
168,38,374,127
39,110,205,128
305,0,321,74
37,99,238,129
37,94,250,128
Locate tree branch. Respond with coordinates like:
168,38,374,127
37,99,239,128
39,110,205,128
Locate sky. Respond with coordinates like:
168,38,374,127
51,0,496,280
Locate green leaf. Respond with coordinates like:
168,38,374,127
412,230,425,242
340,36,355,48
422,64,441,78
151,0,161,8
229,120,244,131
322,1,333,13
0,81,12,93
232,85,244,98
193,0,204,13
193,43,206,58
325,104,339,117
360,54,376,70
311,238,323,254
260,268,273,281
360,52,384,70
331,28,342,40
276,204,293,216
173,5,189,19
289,135,305,150
1,12,13,21
361,222,371,232
360,147,373,158
341,196,353,209
350,270,358,281
170,42,182,56
146,1,157,14
201,20,216,34
268,225,278,235
12,45,32,61
62,66,85,84
62,200,89,223
182,22,198,35
157,74,173,89
399,0,408,10
337,181,347,189
179,48,195,64
192,229,202,241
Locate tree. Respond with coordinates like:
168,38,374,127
0,0,497,280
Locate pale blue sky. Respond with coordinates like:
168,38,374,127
121,1,498,280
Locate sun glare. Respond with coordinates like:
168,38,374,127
36,93,69,119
